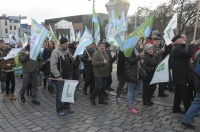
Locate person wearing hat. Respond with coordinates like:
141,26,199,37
152,36,168,97
50,37,74,116
90,42,110,105
142,44,157,106
19,39,43,105
171,34,196,114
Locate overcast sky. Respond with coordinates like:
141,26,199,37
0,0,168,24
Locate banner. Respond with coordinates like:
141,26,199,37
150,55,170,85
30,18,49,60
3,48,22,60
73,27,94,57
163,13,177,45
61,80,79,103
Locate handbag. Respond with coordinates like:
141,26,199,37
139,67,147,79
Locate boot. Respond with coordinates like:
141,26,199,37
11,93,16,100
4,94,11,100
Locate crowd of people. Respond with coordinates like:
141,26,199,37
0,29,200,129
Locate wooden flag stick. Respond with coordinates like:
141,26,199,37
193,0,200,41
85,48,91,59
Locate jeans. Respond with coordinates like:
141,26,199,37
127,80,143,109
181,92,200,124
53,80,70,113
116,75,126,98
90,76,108,102
20,71,38,101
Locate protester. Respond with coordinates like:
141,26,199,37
18,39,43,105
171,35,196,113
42,40,55,93
0,40,6,93
105,42,116,91
125,39,144,114
181,47,200,129
50,37,74,116
152,36,168,97
1,47,16,100
115,50,126,103
81,43,96,95
90,42,110,105
142,44,157,106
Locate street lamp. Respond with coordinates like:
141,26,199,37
88,0,95,9
88,0,96,37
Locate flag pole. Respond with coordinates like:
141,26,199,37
193,0,200,41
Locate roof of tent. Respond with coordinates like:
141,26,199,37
54,19,72,29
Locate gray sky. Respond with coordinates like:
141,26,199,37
0,0,167,24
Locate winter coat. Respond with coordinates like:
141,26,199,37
117,50,125,76
106,50,116,73
18,46,43,73
42,47,53,76
50,47,71,79
125,49,141,82
142,52,157,82
92,50,110,77
81,48,95,73
171,44,195,85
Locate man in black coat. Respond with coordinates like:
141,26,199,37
81,43,96,95
171,35,196,113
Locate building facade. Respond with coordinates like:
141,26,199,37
0,15,20,39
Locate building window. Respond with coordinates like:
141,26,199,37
5,29,8,33
5,21,7,26
14,26,16,30
10,26,12,30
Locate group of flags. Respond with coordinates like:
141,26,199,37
2,6,179,85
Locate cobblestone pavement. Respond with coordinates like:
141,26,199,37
0,64,200,132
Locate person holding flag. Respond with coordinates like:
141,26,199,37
18,39,43,105
50,37,74,116
142,44,157,106
81,43,96,95
90,42,110,105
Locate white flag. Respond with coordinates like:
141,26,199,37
3,48,22,60
61,80,79,103
163,13,177,45
73,27,94,57
30,18,49,60
70,25,76,43
150,55,170,85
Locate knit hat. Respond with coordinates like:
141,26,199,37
105,42,111,48
59,37,68,45
98,42,105,46
144,44,154,51
171,34,181,42
153,36,161,40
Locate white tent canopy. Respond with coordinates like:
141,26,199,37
54,20,72,29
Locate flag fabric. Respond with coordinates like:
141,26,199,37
163,13,177,45
21,33,28,48
30,18,49,60
49,25,58,43
116,11,127,37
14,54,22,76
150,55,170,85
3,48,22,60
58,33,61,41
61,80,79,103
66,34,69,40
73,27,94,57
92,8,100,45
106,15,115,46
76,31,81,42
123,13,155,57
70,25,75,42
